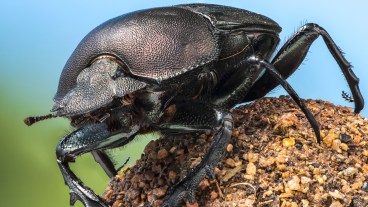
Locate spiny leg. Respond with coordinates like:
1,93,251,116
243,23,364,113
247,56,321,143
91,133,139,178
91,150,117,178
158,102,233,207
209,54,320,142
57,122,139,207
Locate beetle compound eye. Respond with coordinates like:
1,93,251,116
89,54,129,80
112,66,125,80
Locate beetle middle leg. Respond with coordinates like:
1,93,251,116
158,102,233,207
243,23,364,113
212,55,320,142
56,122,139,207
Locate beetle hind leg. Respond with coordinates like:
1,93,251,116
243,23,364,113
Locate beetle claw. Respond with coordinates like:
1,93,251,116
64,175,109,207
205,165,215,180
67,187,108,207
69,191,78,206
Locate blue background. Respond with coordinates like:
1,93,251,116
1,1,367,207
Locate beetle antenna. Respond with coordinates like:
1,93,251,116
342,91,354,103
24,114,58,126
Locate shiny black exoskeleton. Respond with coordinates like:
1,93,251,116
25,4,364,207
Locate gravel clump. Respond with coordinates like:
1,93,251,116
103,96,368,207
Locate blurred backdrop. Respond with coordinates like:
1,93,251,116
1,1,367,206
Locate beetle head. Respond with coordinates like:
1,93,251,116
25,58,146,127
51,58,146,117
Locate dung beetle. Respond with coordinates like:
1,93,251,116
25,4,364,207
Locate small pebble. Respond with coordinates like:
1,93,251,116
247,152,259,163
282,137,295,147
287,176,300,191
232,130,239,138
282,171,290,178
329,201,343,207
279,113,298,128
279,192,293,198
210,191,218,200
243,199,255,206
323,132,338,147
199,179,210,190
153,200,163,207
340,143,349,151
343,167,357,176
225,158,236,167
169,146,177,154
351,182,362,190
148,151,157,160
332,139,342,152
290,202,298,207
191,157,202,168
168,170,177,182
328,190,344,199
301,176,311,184
277,164,286,171
317,177,324,185
301,199,309,207
313,168,320,175
226,144,233,152
157,149,168,159
176,149,184,156
112,200,123,207
246,162,257,175
362,150,368,157
152,186,167,198
276,154,288,163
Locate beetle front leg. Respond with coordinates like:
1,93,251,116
158,102,233,207
56,122,139,207
243,23,364,113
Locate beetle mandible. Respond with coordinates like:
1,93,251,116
25,4,364,207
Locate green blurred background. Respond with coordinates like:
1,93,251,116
1,1,367,207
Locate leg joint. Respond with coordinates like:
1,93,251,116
56,140,75,163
